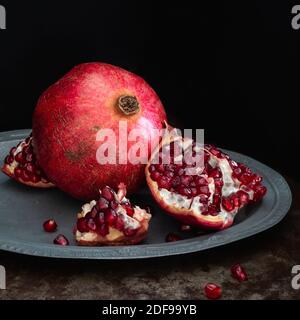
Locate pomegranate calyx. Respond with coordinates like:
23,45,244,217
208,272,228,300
118,95,140,115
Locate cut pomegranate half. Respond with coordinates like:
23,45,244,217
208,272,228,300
146,128,267,230
75,183,151,246
1,134,55,188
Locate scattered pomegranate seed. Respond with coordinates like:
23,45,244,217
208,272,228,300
204,283,222,300
231,264,248,282
165,233,182,242
101,186,114,201
43,219,57,233
53,234,69,246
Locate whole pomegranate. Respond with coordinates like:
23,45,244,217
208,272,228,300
33,63,167,200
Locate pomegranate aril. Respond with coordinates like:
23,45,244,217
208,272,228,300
204,283,222,300
20,170,31,182
177,168,185,176
86,218,97,231
253,185,267,201
53,234,69,246
180,175,193,186
14,168,22,178
178,187,192,197
96,197,109,210
77,217,89,232
98,223,109,236
231,263,248,282
233,167,242,177
165,171,174,178
105,209,117,226
198,185,209,195
172,176,181,187
199,194,208,203
240,173,253,185
156,164,165,173
24,163,35,174
110,200,119,210
43,219,57,232
213,194,221,206
208,205,219,216
150,171,161,181
90,207,98,218
209,168,221,178
26,153,33,163
164,164,175,172
95,212,105,226
157,175,172,189
101,186,114,201
210,148,221,158
31,174,41,183
165,233,182,242
214,178,223,189
222,197,234,212
124,228,138,237
122,204,134,217
237,191,249,205
115,216,125,231
191,187,198,196
15,152,25,164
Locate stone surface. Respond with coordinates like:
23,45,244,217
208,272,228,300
0,178,299,300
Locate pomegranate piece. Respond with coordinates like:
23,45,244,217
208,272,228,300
53,234,69,246
231,263,248,282
204,283,222,300
1,133,55,188
43,219,57,233
75,183,151,246
165,233,182,242
145,127,267,230
32,62,167,201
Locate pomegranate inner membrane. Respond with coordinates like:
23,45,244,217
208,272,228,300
148,141,267,217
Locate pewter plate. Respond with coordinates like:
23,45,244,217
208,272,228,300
0,130,292,260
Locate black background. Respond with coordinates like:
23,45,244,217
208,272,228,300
0,1,299,178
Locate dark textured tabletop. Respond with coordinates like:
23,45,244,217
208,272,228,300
0,177,299,300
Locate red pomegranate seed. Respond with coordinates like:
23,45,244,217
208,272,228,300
204,283,222,300
43,219,57,232
180,175,193,186
5,155,14,164
31,174,41,183
165,233,182,242
96,197,109,210
77,217,89,233
53,234,69,246
172,176,181,187
105,209,117,226
95,211,105,226
222,197,234,212
150,171,161,181
210,148,221,158
15,152,24,164
122,204,134,216
156,164,165,173
20,170,31,182
208,205,219,216
114,216,125,231
237,191,249,205
14,168,22,178
98,223,109,236
124,228,138,237
86,218,97,231
90,207,98,218
178,187,192,197
198,185,209,195
157,176,172,189
209,168,221,178
101,186,114,201
231,264,248,282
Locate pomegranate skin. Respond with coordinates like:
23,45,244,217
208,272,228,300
33,63,167,200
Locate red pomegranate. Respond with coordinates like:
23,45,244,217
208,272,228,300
1,134,54,188
33,63,167,200
145,128,267,230
75,183,151,246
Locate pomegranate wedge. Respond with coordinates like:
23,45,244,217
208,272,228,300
75,183,151,246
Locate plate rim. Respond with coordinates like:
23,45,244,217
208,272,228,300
0,129,292,260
